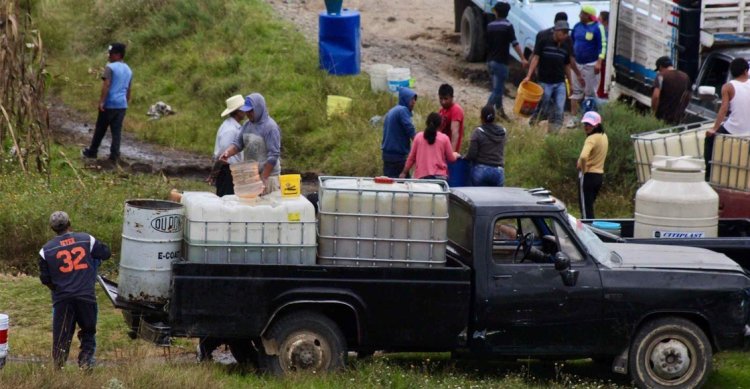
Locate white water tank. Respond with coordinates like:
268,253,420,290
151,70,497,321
634,156,718,239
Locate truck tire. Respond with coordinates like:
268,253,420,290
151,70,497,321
460,6,485,62
228,339,259,365
629,317,712,389
259,311,346,375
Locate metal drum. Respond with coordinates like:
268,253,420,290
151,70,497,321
119,199,184,305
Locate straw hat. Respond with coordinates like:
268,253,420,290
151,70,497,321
221,94,245,117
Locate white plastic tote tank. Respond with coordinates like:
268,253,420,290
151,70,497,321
119,199,185,305
634,157,718,239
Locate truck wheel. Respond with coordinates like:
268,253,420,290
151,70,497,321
629,317,712,389
259,311,346,375
228,339,259,365
460,6,485,62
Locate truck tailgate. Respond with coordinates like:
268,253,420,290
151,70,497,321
168,259,473,351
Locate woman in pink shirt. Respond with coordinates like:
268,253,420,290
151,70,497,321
400,113,459,179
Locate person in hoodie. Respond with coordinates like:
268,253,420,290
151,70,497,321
466,106,507,186
399,112,459,180
381,87,418,178
220,93,281,195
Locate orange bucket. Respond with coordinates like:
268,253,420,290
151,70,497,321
513,81,544,117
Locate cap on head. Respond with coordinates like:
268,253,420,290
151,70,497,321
554,12,568,23
108,42,126,56
239,95,254,112
581,5,598,17
581,111,602,127
49,211,70,232
221,94,245,117
655,56,673,71
553,20,570,31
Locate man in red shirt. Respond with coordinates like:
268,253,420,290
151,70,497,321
438,84,465,152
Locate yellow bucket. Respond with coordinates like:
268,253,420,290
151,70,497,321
326,95,352,120
280,174,301,198
513,81,544,117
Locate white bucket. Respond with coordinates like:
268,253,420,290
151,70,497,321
0,313,8,367
119,200,185,305
387,67,411,94
368,64,393,92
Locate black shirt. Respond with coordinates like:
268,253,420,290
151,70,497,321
39,232,111,305
485,19,519,64
533,32,572,84
653,69,691,125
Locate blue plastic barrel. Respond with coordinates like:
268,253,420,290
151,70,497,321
319,10,361,75
448,159,471,187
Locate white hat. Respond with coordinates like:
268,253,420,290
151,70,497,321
221,95,245,117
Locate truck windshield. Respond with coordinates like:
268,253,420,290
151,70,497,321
567,214,620,267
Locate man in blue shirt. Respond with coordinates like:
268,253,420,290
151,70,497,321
568,6,606,128
381,87,417,178
82,42,133,162
38,211,111,369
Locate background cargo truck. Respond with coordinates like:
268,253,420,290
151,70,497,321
605,0,750,120
102,183,750,388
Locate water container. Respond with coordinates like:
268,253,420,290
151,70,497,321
183,192,316,265
710,134,750,191
326,95,352,120
324,0,343,15
368,64,393,92
387,68,411,94
631,123,709,183
634,157,718,239
513,81,544,117
592,221,622,237
0,313,8,369
119,200,185,305
319,10,361,75
317,176,450,267
447,159,470,187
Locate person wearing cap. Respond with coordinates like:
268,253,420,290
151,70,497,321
524,20,577,132
38,211,111,369
568,6,607,128
82,42,133,162
484,2,527,120
576,111,608,219
220,93,282,195
705,58,750,181
651,56,690,125
381,87,418,178
208,95,246,197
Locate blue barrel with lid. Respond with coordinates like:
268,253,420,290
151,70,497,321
319,10,360,75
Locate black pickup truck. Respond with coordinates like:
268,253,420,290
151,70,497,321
102,187,750,388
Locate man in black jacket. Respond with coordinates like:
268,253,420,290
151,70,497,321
38,211,111,369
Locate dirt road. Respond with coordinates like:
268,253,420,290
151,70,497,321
266,0,518,115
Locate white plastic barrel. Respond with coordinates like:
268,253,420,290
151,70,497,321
368,64,393,92
387,67,411,93
634,157,718,239
119,200,185,305
0,313,8,368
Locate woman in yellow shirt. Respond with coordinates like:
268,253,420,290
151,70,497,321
576,111,608,218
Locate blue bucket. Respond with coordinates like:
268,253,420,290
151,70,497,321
592,221,621,236
325,0,343,15
448,159,470,187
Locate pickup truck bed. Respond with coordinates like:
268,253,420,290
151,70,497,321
168,255,473,351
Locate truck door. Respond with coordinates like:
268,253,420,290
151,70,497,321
690,53,731,118
480,215,605,355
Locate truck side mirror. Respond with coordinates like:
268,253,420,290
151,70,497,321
554,252,570,271
698,85,717,100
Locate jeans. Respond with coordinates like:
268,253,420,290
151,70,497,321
52,299,98,368
87,108,127,160
487,61,509,111
532,82,566,130
471,164,504,186
383,159,406,178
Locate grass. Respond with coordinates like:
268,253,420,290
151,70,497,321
0,274,747,388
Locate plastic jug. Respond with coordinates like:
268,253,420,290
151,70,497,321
368,64,393,92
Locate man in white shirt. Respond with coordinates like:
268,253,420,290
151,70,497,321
705,58,750,181
209,95,245,196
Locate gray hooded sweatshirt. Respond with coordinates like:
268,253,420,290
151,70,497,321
231,93,281,176
466,123,506,167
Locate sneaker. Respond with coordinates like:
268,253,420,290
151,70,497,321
81,148,95,159
566,118,578,128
